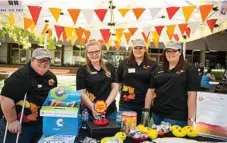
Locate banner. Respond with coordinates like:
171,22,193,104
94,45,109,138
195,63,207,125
0,1,23,13
196,92,227,141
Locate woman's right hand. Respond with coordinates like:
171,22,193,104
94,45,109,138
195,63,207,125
90,103,98,119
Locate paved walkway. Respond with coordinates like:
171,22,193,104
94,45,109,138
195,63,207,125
0,64,77,76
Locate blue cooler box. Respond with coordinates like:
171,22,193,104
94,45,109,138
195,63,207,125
40,87,81,136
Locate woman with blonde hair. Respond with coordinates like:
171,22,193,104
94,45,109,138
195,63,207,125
76,39,119,120
117,39,158,123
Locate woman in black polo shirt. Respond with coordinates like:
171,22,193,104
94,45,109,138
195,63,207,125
145,41,200,127
117,39,158,123
76,39,119,120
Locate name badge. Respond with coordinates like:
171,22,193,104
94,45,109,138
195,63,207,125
91,71,98,75
128,68,136,73
37,84,42,88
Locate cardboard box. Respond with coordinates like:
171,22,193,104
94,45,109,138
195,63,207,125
40,87,81,136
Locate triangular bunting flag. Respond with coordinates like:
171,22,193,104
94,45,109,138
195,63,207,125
105,40,112,51
155,25,164,36
115,40,120,51
24,18,33,31
100,29,111,43
82,9,93,24
118,8,130,17
206,19,217,33
145,40,150,49
42,24,49,35
94,9,108,22
188,22,198,34
62,31,67,42
30,22,36,32
64,27,73,40
128,27,137,37
149,8,162,19
124,32,131,44
79,37,86,45
116,28,124,42
166,6,180,20
54,25,65,40
49,8,61,22
75,28,85,44
173,34,179,41
142,32,150,43
9,13,15,27
178,23,188,36
151,31,159,48
68,9,81,25
85,30,91,42
143,27,151,36
199,4,213,23
28,6,42,25
71,33,77,46
48,29,52,37
182,6,196,23
185,27,191,38
166,25,176,40
132,8,145,20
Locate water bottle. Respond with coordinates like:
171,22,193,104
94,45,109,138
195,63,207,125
141,108,150,127
82,109,89,129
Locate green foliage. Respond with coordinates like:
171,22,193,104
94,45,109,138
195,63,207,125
0,22,56,50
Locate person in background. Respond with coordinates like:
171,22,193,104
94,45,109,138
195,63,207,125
201,68,216,89
0,48,57,143
76,39,118,120
145,41,200,127
117,39,158,124
198,63,204,78
223,68,227,80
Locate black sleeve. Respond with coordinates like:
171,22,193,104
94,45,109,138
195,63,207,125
107,63,118,83
117,61,124,83
1,72,28,102
149,66,160,89
76,66,87,90
54,75,58,87
186,65,201,91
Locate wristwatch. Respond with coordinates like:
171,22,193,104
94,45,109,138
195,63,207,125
188,118,195,122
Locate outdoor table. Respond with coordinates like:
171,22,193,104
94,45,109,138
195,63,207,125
75,129,226,143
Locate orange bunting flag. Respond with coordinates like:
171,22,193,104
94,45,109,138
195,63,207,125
105,40,112,51
116,28,124,42
118,8,130,17
115,40,120,51
166,25,176,40
182,6,196,23
71,33,77,46
9,13,15,27
128,27,137,37
30,22,36,32
54,25,65,40
124,32,131,44
28,6,42,25
64,27,73,40
24,18,33,31
75,28,85,39
42,24,49,35
68,9,81,25
173,34,179,41
132,8,145,20
85,30,91,42
100,29,111,43
48,29,52,37
178,23,188,36
199,4,213,23
79,37,86,45
151,31,159,48
49,8,62,22
206,19,217,33
155,25,164,36
185,27,191,38
166,6,180,20
94,9,108,22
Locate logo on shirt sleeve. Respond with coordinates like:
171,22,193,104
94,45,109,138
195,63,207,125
48,79,55,86
122,85,135,101
105,71,111,78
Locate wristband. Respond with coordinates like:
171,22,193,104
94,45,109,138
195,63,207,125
142,108,150,112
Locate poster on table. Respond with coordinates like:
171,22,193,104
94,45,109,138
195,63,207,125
196,92,227,141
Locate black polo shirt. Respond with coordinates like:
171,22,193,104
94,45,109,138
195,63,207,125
117,59,158,105
1,63,57,126
76,63,117,115
149,63,200,121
